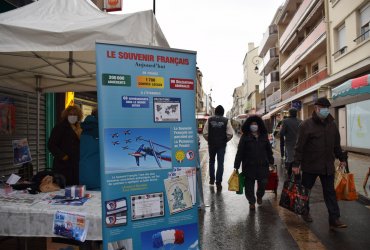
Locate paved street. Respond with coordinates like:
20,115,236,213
198,133,370,250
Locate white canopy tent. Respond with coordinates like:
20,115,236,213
0,0,170,171
0,0,169,93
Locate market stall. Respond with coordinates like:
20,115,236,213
0,0,169,174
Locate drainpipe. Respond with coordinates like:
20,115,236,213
324,0,332,76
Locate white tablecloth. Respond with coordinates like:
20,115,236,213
0,189,102,240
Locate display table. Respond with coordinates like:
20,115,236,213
0,189,102,241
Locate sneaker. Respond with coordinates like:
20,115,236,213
301,213,313,223
215,182,222,187
257,197,262,205
209,179,215,185
250,204,256,210
330,219,347,229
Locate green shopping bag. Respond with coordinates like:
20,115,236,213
236,172,245,194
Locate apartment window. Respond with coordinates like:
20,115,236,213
333,24,347,58
355,3,370,44
312,63,319,75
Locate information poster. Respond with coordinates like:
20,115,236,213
347,99,370,148
96,43,199,250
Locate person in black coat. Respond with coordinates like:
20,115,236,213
48,105,82,186
280,108,302,177
234,115,274,210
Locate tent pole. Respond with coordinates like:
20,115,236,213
36,75,41,172
151,11,155,45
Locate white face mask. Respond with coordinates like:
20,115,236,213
250,125,258,132
68,115,78,124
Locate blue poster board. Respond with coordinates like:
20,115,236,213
96,43,199,250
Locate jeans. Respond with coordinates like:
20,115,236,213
208,146,226,183
301,172,340,222
244,176,268,204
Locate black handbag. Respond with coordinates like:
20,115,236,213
279,175,310,215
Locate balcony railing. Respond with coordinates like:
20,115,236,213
266,89,281,108
260,48,279,74
280,0,312,49
332,46,347,59
258,24,278,57
261,70,280,93
353,30,369,44
281,68,328,101
280,19,326,77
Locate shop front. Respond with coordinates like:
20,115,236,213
332,74,370,154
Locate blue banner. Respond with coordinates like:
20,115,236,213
96,43,199,250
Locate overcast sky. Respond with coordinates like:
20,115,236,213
119,0,285,112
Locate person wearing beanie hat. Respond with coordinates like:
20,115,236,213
203,105,233,189
280,107,302,176
292,97,348,229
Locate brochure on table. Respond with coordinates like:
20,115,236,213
96,42,199,250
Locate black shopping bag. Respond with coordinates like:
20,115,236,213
279,175,310,215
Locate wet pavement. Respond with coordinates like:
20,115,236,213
198,133,370,250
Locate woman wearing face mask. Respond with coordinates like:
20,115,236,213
48,105,82,185
234,115,274,210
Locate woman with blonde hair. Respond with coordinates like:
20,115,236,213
48,105,82,185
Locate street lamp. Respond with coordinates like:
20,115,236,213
252,56,267,115
205,88,212,115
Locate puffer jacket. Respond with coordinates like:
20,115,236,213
293,111,346,175
234,133,274,179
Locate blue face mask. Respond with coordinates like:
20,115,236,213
318,108,330,118
250,125,258,132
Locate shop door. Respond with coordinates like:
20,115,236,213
338,107,347,146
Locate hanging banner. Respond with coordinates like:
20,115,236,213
96,42,199,250
0,96,15,135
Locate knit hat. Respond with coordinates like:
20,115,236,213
314,97,331,107
288,108,298,117
215,105,224,116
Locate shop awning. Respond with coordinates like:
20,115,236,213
262,104,289,120
332,74,370,100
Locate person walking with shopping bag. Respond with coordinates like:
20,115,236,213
292,97,347,229
234,115,274,210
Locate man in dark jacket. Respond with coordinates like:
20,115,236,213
280,108,302,177
292,97,347,229
203,105,233,188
